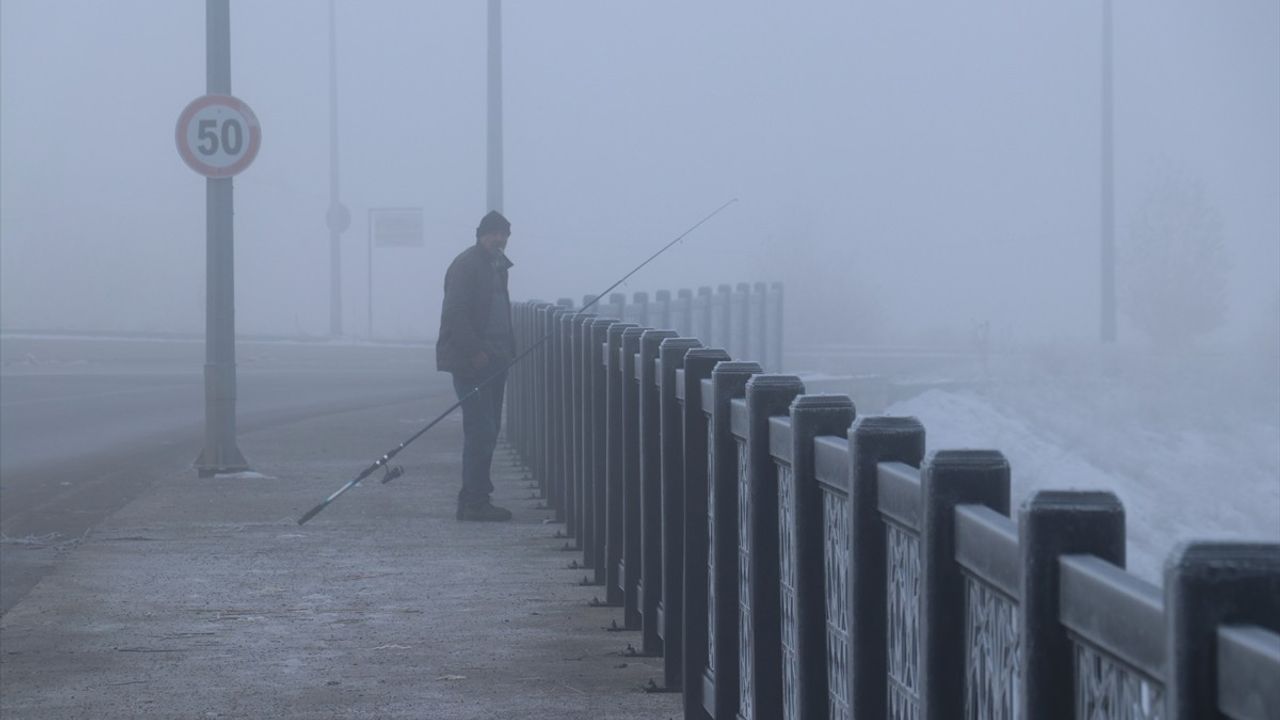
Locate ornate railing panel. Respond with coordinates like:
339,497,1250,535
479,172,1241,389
964,575,1020,720
823,488,851,720
707,420,717,673
887,522,921,720
1073,640,1164,720
737,437,755,720
777,461,799,720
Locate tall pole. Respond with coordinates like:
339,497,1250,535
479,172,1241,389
486,0,503,212
327,0,348,338
1100,0,1117,343
196,0,249,476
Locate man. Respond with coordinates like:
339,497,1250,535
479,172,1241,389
437,210,516,521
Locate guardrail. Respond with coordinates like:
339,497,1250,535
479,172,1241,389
505,289,1279,720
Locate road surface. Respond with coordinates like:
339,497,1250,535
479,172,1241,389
0,335,435,613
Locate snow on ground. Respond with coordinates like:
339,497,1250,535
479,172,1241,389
883,350,1280,584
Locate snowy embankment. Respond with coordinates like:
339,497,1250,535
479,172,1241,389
881,350,1280,583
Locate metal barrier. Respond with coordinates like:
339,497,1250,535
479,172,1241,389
502,285,1279,720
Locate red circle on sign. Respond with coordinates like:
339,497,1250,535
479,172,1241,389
175,94,262,178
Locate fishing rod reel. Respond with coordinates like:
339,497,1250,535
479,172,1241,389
380,465,404,484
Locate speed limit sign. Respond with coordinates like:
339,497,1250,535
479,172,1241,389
175,94,261,178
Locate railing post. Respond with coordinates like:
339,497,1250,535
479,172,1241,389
640,328,679,653
535,304,551,498
1018,490,1125,720
768,283,783,373
1164,542,1280,719
714,284,732,350
677,288,695,337
589,318,617,586
620,325,648,628
575,312,597,558
846,416,926,720
706,360,762,720
918,450,1011,720
569,311,594,544
655,290,672,330
604,321,637,606
787,394,855,720
696,286,714,343
547,303,569,514
633,291,650,327
751,282,768,369
740,373,805,720
659,336,702,690
558,309,576,524
609,292,627,321
680,347,731,720
732,282,751,360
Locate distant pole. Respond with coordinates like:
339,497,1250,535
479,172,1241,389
1100,0,1117,343
326,0,349,338
486,0,503,212
195,0,249,476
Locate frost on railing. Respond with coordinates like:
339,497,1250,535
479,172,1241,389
1073,640,1164,720
964,575,1020,720
777,462,799,720
823,489,851,720
887,523,921,720
706,421,716,673
737,437,755,720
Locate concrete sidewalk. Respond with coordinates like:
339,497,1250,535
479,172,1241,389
0,375,679,719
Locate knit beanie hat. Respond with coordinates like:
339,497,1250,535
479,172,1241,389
476,210,511,239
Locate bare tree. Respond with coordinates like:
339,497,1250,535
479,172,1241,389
1122,173,1229,347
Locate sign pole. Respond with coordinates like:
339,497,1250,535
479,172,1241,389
196,0,249,476
367,209,374,339
486,0,503,212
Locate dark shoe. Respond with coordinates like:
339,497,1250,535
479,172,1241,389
457,502,512,522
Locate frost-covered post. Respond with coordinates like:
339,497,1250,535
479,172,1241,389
558,310,576,523
846,416,926,719
732,282,751,360
679,347,730,718
739,374,805,719
715,284,733,351
918,450,1011,719
1018,490,1125,720
706,360,761,719
696,286,714,344
604,322,637,606
574,312,596,554
786,394,855,720
676,288,695,336
619,326,648,629
1164,542,1280,719
654,290,672,330
752,282,768,367
640,329,678,654
657,336,702,689
588,317,616,584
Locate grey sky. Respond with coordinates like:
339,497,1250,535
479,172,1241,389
2,1,1276,344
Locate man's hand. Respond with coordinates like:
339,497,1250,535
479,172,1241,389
471,351,490,369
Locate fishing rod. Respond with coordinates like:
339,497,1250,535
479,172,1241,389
296,198,738,525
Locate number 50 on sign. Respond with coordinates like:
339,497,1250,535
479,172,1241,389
175,94,261,178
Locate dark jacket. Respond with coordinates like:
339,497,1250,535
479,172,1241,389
436,243,515,373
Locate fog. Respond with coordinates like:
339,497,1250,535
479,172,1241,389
1,1,1277,349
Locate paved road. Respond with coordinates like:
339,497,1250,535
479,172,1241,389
0,335,436,613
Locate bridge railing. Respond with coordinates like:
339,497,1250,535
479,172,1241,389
505,290,1280,720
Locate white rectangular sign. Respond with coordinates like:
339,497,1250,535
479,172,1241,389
370,207,424,247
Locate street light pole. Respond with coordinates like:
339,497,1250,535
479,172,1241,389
327,0,350,338
1100,0,1117,343
486,0,503,213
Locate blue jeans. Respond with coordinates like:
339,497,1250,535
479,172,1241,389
452,369,507,507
